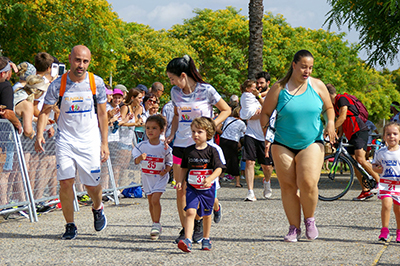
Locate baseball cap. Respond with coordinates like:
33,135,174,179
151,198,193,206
114,84,128,93
136,84,148,93
113,89,124,96
105,88,113,95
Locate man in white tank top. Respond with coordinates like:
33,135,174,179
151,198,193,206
35,45,109,240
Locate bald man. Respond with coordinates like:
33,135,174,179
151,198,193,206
35,45,109,240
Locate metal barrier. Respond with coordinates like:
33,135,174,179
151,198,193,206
0,119,142,222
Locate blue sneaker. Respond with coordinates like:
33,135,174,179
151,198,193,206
62,223,77,240
178,238,192,253
201,238,212,250
92,206,107,232
213,203,222,223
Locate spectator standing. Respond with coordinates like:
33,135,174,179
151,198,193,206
150,82,164,99
35,45,109,240
239,79,272,201
390,101,400,122
256,71,271,98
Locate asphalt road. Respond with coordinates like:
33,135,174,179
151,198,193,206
1,177,399,265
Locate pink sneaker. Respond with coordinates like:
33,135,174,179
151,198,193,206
379,227,390,241
304,217,318,240
396,229,400,243
284,225,301,242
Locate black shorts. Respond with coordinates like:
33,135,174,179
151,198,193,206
219,138,240,176
242,135,271,165
172,146,186,159
272,140,324,156
347,130,368,155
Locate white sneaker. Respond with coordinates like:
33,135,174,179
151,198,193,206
240,175,245,180
150,223,162,240
244,191,257,202
263,179,272,199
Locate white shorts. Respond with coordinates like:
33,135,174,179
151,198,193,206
56,142,101,186
142,173,169,195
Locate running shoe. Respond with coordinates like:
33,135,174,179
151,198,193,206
304,217,318,240
263,178,272,199
396,229,400,243
370,184,379,194
193,219,204,243
379,227,390,241
62,223,77,240
77,194,92,205
150,223,162,240
174,228,185,244
352,190,373,201
213,203,222,223
92,206,107,232
284,225,301,242
244,191,257,202
201,238,212,250
178,238,192,253
240,175,245,180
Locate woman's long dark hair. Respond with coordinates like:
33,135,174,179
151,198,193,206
166,55,205,83
279,50,314,87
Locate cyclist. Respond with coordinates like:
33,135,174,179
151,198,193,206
326,84,379,201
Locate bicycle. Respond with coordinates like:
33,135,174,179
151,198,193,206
318,136,378,201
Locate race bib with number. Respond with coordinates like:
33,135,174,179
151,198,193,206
188,169,214,190
141,156,164,175
379,178,400,196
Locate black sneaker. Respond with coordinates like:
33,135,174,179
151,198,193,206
62,223,77,240
213,203,222,223
174,228,185,244
193,219,203,244
92,207,107,232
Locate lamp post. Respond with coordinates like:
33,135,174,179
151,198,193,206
109,49,114,87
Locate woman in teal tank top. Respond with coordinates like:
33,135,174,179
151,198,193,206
260,50,336,242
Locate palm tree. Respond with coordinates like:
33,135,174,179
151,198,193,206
248,0,264,80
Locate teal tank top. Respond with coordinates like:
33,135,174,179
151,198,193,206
274,78,323,150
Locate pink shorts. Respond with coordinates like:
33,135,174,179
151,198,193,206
173,155,182,165
378,193,400,205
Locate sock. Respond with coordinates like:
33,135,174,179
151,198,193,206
249,189,254,194
186,238,192,243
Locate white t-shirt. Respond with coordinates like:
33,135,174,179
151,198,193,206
162,101,174,138
44,72,107,146
107,102,120,142
220,117,246,142
131,140,173,193
240,92,264,141
171,83,221,148
373,147,400,181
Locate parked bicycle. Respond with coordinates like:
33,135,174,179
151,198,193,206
318,136,378,201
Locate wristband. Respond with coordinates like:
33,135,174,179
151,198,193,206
257,94,261,99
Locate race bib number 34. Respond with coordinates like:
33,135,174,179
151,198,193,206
188,169,213,190
142,156,164,175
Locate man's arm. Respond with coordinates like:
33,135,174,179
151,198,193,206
2,109,22,134
335,106,348,129
97,102,109,162
35,104,52,152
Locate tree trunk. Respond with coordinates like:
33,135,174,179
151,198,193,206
248,0,264,80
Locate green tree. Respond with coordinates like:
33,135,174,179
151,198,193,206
113,23,197,104
248,0,264,79
0,0,127,79
325,0,400,66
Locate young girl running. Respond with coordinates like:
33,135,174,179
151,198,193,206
372,122,400,242
132,114,173,240
177,117,225,252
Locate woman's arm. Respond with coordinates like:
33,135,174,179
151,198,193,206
312,77,337,144
16,101,35,138
214,98,231,126
260,82,281,134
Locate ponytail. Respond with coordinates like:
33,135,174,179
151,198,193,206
166,55,205,83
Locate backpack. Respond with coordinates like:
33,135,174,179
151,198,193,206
341,93,369,123
57,72,97,114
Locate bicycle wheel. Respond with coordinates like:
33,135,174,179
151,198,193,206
319,154,354,201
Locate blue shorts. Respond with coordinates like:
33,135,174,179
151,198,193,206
185,183,216,217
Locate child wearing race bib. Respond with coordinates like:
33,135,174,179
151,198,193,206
132,114,172,240
176,117,225,252
372,122,400,242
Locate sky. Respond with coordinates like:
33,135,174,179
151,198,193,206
108,0,399,71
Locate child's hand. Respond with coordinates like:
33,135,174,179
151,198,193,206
138,153,147,162
159,169,167,176
202,178,212,188
176,182,182,190
372,163,383,174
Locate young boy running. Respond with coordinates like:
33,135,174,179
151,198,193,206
177,117,225,252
